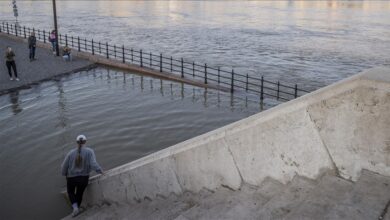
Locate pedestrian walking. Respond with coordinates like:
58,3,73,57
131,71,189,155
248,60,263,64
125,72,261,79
28,32,37,61
5,46,19,81
61,135,104,217
49,30,57,55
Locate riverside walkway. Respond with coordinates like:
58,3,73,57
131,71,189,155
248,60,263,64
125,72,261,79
0,34,92,94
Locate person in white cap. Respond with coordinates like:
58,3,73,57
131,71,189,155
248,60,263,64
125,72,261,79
61,134,103,217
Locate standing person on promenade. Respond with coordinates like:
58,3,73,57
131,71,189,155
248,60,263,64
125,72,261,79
61,135,104,217
28,32,37,61
5,46,19,81
49,30,57,55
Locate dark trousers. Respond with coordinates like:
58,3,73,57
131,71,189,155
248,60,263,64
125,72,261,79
29,47,36,59
66,176,89,207
6,61,17,78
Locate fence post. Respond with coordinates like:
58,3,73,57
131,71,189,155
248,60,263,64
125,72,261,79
231,69,234,93
77,37,80,51
204,64,208,84
160,53,162,72
85,38,87,51
277,81,280,100
181,58,184,78
15,24,18,36
260,76,264,100
218,67,220,84
65,34,68,47
150,52,152,67
59,34,62,44
193,62,195,77
170,57,172,72
140,50,143,67
6,23,9,34
24,26,26,38
99,41,101,54
43,30,46,42
92,39,95,55
294,84,298,98
131,48,133,62
246,74,249,91
114,45,116,58
106,42,109,59
122,45,125,63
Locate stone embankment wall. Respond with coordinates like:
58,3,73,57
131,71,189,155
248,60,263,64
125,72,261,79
84,67,390,206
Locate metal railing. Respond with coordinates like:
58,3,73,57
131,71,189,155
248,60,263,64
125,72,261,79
0,22,312,101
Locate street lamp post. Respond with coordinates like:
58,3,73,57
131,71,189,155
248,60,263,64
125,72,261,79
52,0,59,56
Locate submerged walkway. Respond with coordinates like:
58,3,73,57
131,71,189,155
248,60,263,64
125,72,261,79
0,34,93,94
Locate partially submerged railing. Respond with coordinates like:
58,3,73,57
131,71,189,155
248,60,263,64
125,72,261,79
0,22,312,101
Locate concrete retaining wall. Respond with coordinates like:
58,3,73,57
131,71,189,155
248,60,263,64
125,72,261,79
84,67,390,206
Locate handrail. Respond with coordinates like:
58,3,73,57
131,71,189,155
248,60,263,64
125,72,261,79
0,22,314,101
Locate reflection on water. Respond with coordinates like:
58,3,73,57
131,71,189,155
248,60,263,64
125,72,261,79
0,67,264,219
9,91,22,115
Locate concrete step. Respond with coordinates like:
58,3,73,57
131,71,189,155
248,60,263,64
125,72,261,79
285,174,354,220
256,175,317,219
324,170,390,220
175,178,285,220
64,189,214,220
62,171,390,220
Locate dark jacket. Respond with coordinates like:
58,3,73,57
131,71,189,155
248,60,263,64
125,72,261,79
28,36,37,48
5,50,15,62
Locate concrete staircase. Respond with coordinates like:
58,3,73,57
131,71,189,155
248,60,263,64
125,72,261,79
63,170,390,220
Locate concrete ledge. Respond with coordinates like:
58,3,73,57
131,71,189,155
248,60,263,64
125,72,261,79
81,66,389,207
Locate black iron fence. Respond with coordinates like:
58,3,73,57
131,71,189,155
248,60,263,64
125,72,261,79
0,22,311,101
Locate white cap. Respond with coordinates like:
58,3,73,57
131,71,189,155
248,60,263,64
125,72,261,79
76,134,87,142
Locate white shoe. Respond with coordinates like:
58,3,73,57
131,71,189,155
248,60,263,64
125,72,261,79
71,207,79,217
10,78,13,81
15,78,20,81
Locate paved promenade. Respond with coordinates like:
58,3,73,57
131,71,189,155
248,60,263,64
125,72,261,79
0,34,93,94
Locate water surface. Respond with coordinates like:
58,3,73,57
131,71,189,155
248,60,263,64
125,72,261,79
1,1,389,90
0,67,264,219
